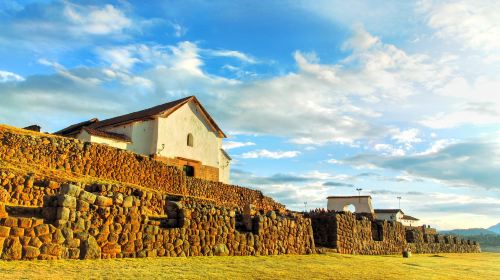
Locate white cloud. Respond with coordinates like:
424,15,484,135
341,24,379,51
64,3,131,35
0,70,24,83
207,49,257,64
240,149,301,159
420,0,500,54
374,143,406,156
344,139,500,189
390,128,422,149
222,141,256,150
420,77,500,129
326,158,343,165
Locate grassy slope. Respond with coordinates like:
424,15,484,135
1,253,499,280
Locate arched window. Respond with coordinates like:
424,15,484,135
187,133,193,147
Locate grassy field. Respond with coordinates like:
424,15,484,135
0,253,499,280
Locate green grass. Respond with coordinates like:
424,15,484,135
1,253,499,280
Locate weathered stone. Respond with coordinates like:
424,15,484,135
95,196,113,207
122,196,134,208
57,195,77,209
0,203,7,218
1,237,22,260
18,218,32,228
28,237,43,248
60,184,81,197
34,224,50,236
56,207,70,221
0,226,10,237
3,217,18,227
213,243,229,256
81,236,101,260
23,246,40,259
77,200,90,212
79,191,97,204
53,229,66,244
10,227,24,237
40,243,63,257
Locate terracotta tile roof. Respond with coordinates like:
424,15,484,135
402,214,419,221
83,127,131,142
54,118,99,136
89,96,226,138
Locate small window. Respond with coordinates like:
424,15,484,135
187,133,193,147
183,165,195,177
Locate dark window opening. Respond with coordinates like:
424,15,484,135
187,133,193,147
183,165,195,177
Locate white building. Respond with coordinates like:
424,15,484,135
374,209,420,227
55,96,231,183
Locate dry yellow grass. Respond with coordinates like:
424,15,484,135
0,253,498,280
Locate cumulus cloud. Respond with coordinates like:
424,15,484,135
239,149,300,159
63,3,131,36
344,140,500,189
420,0,500,54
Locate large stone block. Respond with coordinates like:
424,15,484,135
1,237,22,260
0,226,10,237
23,246,40,259
79,191,97,204
56,207,70,221
34,224,50,236
3,217,18,227
60,184,81,197
57,195,77,209
95,196,113,207
81,236,101,260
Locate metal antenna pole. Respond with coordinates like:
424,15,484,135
304,201,307,212
397,196,402,209
356,188,363,203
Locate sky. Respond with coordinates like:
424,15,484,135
0,0,499,230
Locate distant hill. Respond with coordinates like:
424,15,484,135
488,223,500,235
440,226,500,253
441,228,498,236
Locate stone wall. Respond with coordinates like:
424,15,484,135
0,125,284,212
306,210,480,255
0,183,314,260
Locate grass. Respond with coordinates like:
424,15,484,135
0,253,499,280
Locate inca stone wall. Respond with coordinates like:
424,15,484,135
0,125,314,260
0,183,314,260
0,125,284,212
306,210,480,255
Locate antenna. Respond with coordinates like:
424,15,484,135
356,188,363,202
397,196,402,210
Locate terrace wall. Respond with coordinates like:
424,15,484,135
307,210,480,255
0,125,284,212
0,183,314,260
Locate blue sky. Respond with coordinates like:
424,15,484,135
1,0,499,229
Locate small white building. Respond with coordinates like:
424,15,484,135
55,96,231,183
374,209,420,227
